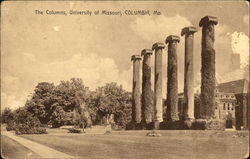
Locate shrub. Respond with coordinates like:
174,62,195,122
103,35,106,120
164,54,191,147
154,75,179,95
15,125,47,135
2,108,15,124
125,122,134,130
191,119,225,130
68,128,82,133
64,112,73,125
170,120,190,130
14,108,47,135
158,121,191,130
159,121,171,130
205,119,225,130
50,105,67,128
191,119,207,130
111,123,126,130
6,120,16,131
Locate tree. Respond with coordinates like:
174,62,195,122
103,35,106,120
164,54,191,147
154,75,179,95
9,78,132,130
114,91,132,128
3,108,17,131
14,108,47,134
50,104,67,128
55,78,88,111
25,82,56,124
92,83,132,128
72,102,92,129
25,78,90,126
1,107,15,123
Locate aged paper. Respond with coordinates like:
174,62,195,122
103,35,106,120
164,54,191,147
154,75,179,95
1,1,249,159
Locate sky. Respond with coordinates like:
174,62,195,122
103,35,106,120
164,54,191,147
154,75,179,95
1,1,249,110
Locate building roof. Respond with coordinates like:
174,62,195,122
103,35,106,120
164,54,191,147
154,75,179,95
217,79,249,94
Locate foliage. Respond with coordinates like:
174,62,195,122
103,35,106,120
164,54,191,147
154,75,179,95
205,119,225,130
64,111,74,125
200,33,216,119
81,108,92,128
24,78,90,127
72,107,81,126
15,125,47,135
191,119,207,130
72,103,92,128
14,108,47,135
2,107,17,131
91,83,132,128
4,78,132,130
6,120,16,131
2,107,15,123
2,107,47,134
166,44,179,121
50,105,67,128
67,128,82,133
142,58,153,124
25,82,56,124
191,119,225,130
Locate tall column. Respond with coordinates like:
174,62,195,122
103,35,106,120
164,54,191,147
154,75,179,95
141,49,153,127
166,35,180,122
199,16,218,119
242,94,248,129
152,43,165,129
181,26,197,120
131,55,142,125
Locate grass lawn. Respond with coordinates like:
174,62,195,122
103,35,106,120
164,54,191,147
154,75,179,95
1,136,41,159
19,130,249,159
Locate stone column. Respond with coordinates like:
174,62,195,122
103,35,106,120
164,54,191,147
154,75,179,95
131,55,142,125
181,26,197,120
141,49,153,128
199,16,218,119
152,43,165,129
166,35,180,122
242,94,248,130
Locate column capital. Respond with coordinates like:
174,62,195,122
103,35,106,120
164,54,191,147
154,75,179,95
166,35,180,44
199,16,218,27
152,42,165,50
131,55,142,61
141,49,153,56
181,26,198,36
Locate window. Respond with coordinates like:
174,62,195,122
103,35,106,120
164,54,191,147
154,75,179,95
223,103,226,110
228,103,230,110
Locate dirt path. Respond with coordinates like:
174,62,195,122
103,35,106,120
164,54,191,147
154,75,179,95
2,131,74,159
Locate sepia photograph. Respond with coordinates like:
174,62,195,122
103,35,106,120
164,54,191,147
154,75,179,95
1,1,249,159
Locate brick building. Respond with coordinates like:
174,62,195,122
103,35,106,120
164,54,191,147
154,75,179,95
214,88,237,128
178,79,249,130
217,79,249,130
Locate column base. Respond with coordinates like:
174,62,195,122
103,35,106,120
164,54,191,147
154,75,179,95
153,120,160,130
184,118,195,128
140,121,147,130
126,122,141,130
